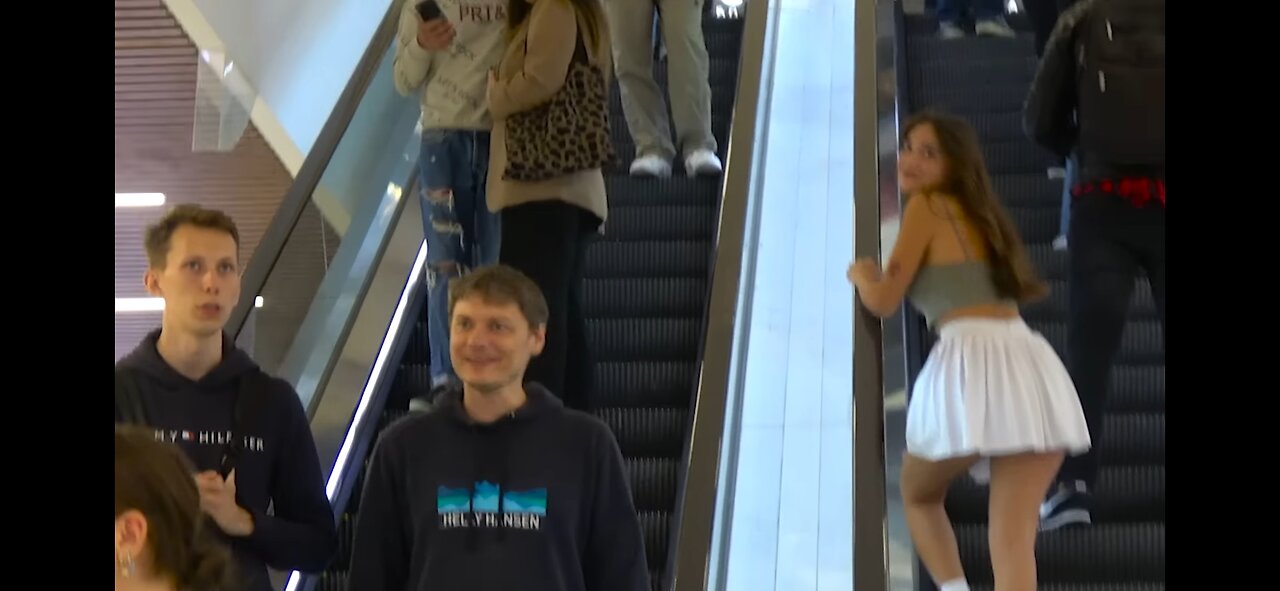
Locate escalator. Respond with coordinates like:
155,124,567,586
897,13,1165,591
314,9,746,591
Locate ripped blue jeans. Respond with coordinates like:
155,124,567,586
419,129,501,388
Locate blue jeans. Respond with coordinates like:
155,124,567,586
418,130,501,387
937,0,1005,22
1058,155,1076,239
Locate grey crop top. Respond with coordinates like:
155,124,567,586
905,214,1016,328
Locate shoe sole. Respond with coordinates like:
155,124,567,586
1038,508,1092,532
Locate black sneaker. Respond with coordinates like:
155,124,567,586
1039,480,1092,532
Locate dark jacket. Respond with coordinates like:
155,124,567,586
1023,0,1165,186
116,330,338,591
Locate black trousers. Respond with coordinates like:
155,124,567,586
499,200,599,411
1022,0,1079,57
1057,193,1165,488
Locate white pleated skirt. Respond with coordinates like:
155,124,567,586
905,316,1091,484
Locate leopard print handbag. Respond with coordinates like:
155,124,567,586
503,32,615,182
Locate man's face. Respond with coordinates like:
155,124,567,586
449,295,545,394
144,224,241,338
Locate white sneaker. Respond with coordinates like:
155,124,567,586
975,17,1016,38
629,154,672,177
939,22,965,40
1052,235,1068,251
684,149,723,177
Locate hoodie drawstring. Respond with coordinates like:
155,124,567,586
466,426,480,553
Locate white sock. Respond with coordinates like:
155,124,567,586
938,580,970,591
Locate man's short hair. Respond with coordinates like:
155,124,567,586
448,265,549,330
144,204,241,269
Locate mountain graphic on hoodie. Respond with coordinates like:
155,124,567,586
437,482,547,515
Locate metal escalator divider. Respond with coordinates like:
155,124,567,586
315,10,746,591
898,14,1165,591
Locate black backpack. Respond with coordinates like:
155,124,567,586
115,368,266,478
1074,0,1165,168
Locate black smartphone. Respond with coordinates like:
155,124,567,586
416,0,444,21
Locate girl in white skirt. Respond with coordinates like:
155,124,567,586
848,112,1090,591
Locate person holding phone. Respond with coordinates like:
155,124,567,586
394,0,511,410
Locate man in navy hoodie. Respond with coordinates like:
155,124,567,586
348,264,650,591
114,204,337,591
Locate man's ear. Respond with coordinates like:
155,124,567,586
529,324,547,356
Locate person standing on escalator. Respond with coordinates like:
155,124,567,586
1023,0,1165,532
393,0,510,411
113,205,338,591
347,265,649,591
603,0,722,178
485,0,614,411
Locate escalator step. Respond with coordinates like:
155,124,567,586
605,175,723,207
1002,206,1061,244
955,523,1164,583
992,173,1064,207
909,57,1036,88
907,35,1034,64
639,510,670,572
586,241,710,278
946,465,1165,523
584,278,706,318
593,361,696,408
959,111,1029,143
1032,321,1165,365
392,363,432,399
1104,366,1166,413
913,83,1029,115
982,139,1059,175
588,318,701,362
596,408,688,457
627,457,679,511
1023,280,1159,324
599,205,717,242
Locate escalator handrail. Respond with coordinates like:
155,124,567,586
666,2,780,589
227,0,407,341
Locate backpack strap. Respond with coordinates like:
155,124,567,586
115,368,149,426
219,372,269,478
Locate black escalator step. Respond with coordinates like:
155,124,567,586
376,408,414,439
955,523,1164,583
594,361,696,408
912,83,1029,115
910,57,1037,88
958,111,1030,143
982,139,1058,175
596,408,688,457
639,510,670,572
946,465,1165,524
585,278,706,318
600,205,716,242
627,457,679,511
972,584,1164,591
605,174,722,207
392,363,432,399
1027,245,1067,279
704,28,744,55
1106,366,1165,413
399,321,430,365
907,35,1034,64
589,318,700,362
347,458,369,513
1023,279,1159,323
586,241,710,278
1003,206,1060,244
317,571,348,591
1033,321,1164,366
993,173,1063,207
332,512,355,571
